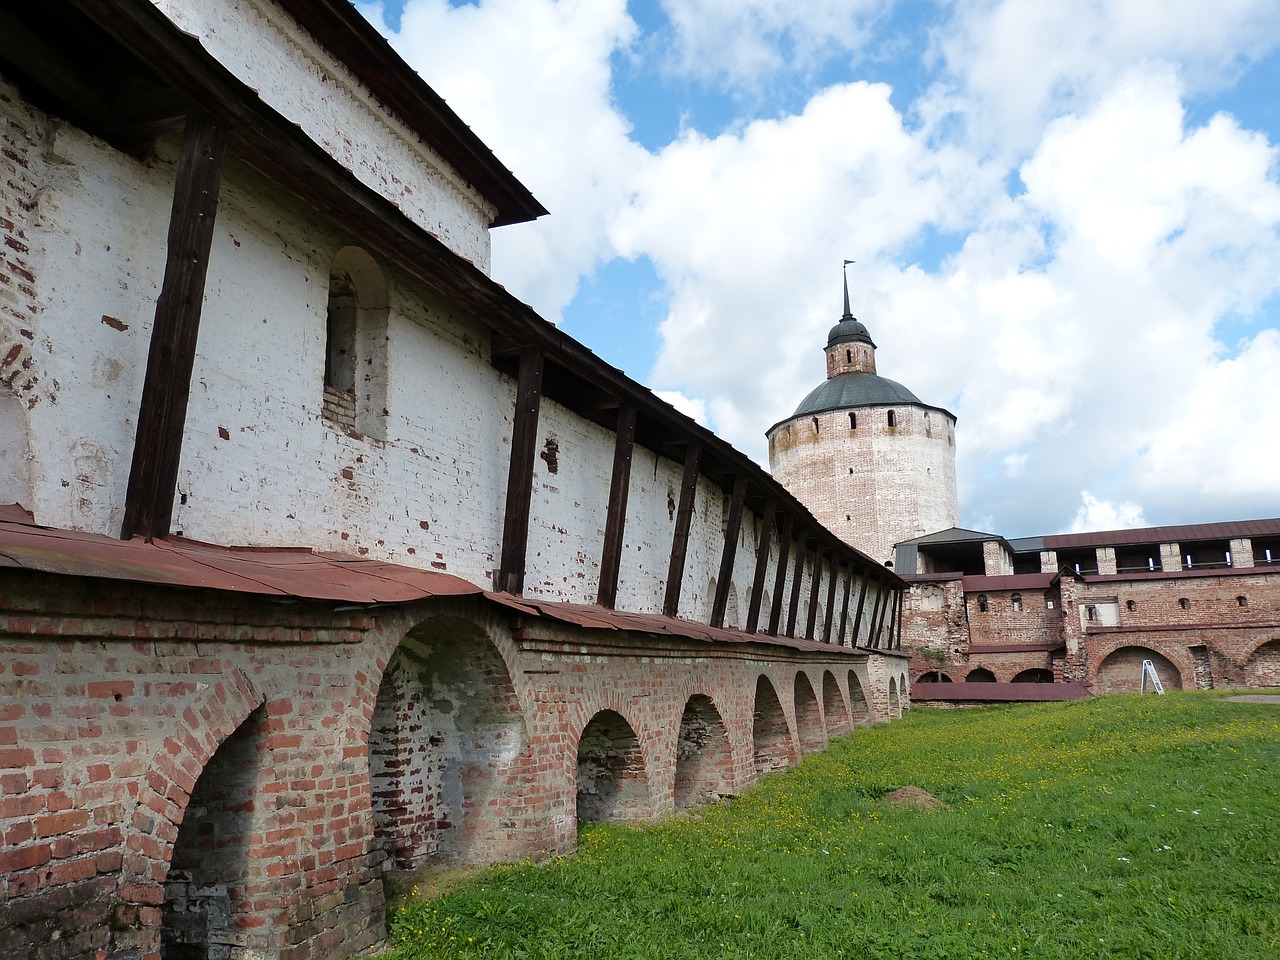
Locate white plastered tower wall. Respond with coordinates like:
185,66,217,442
767,298,959,565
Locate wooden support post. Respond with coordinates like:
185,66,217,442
786,535,808,638
823,556,839,644
121,112,227,541
496,348,544,594
864,576,882,648
710,476,747,628
663,443,702,618
851,573,869,647
894,589,906,649
837,566,853,646
596,403,636,608
745,500,776,633
767,514,793,636
805,550,824,640
870,579,890,648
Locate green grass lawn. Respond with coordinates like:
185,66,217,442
384,692,1280,959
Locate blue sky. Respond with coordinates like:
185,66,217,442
361,0,1280,539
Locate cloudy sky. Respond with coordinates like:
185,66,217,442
358,0,1280,538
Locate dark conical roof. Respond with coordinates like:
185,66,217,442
791,372,921,416
827,317,874,347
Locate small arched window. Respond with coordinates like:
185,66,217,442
887,410,896,428
1011,593,1023,612
1085,605,1097,621
1179,597,1190,610
1237,595,1248,607
846,349,852,363
924,411,932,437
849,412,857,430
1126,599,1136,611
812,416,820,433
977,594,988,613
324,246,389,438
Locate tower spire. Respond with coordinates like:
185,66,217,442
842,259,855,319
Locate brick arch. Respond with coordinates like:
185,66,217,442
1094,645,1184,694
751,674,796,775
673,694,733,811
846,670,870,724
793,672,825,753
368,611,529,868
1244,639,1280,688
575,709,655,823
821,670,851,737
888,676,900,716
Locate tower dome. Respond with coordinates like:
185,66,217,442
767,270,959,563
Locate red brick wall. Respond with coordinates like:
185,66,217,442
0,571,909,960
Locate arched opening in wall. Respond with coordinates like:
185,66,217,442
821,671,851,737
576,710,651,823
849,412,857,430
1244,640,1280,688
965,668,996,683
1011,668,1054,683
324,246,389,438
793,673,824,752
847,671,870,724
726,583,741,629
888,677,900,716
1237,595,1248,607
1095,647,1183,695
917,671,953,683
846,349,852,363
757,589,772,632
924,411,931,437
673,695,733,811
887,410,896,428
812,416,820,434
162,706,268,960
751,676,795,775
901,672,909,709
977,594,988,613
1179,597,1190,610
369,616,525,868
1011,593,1023,612
705,577,717,622
0,392,32,510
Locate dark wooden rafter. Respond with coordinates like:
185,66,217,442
767,514,793,636
596,403,636,609
823,557,839,644
786,535,808,638
852,573,872,647
893,590,906,650
120,111,227,541
745,499,776,633
495,349,544,594
662,442,702,618
804,550,824,640
709,476,747,628
870,579,890,649
837,566,853,646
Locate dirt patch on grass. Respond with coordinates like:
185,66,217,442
883,786,943,810
1225,695,1280,705
383,863,488,908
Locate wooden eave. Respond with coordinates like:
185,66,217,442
7,0,900,588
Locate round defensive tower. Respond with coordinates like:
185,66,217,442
767,280,959,564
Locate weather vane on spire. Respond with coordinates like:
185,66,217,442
842,259,855,319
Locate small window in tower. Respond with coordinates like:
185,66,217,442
1178,597,1190,610
846,349,852,363
887,410,896,428
1011,593,1023,612
812,417,820,433
977,594,988,613
1085,605,1097,621
925,411,932,437
1126,599,1137,611
1237,595,1248,607
849,412,857,430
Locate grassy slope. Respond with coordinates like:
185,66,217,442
385,693,1280,959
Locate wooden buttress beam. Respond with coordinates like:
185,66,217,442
662,442,702,618
710,476,747,628
852,573,872,647
766,514,793,636
596,403,636,609
786,535,808,638
745,499,776,634
837,565,853,646
121,111,227,541
495,348,544,594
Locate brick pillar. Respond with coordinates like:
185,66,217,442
1230,538,1255,569
1058,576,1086,683
1159,542,1182,573
1096,546,1117,576
1040,550,1057,574
982,541,1012,577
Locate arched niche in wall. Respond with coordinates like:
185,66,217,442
324,246,389,439
673,694,733,811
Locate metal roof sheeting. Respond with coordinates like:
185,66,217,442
1044,518,1280,549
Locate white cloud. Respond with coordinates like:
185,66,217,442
1070,491,1148,533
656,0,890,91
654,390,709,426
367,0,646,321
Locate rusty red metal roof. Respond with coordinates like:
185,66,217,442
0,508,887,657
966,642,1066,654
1045,518,1280,550
911,681,1090,702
